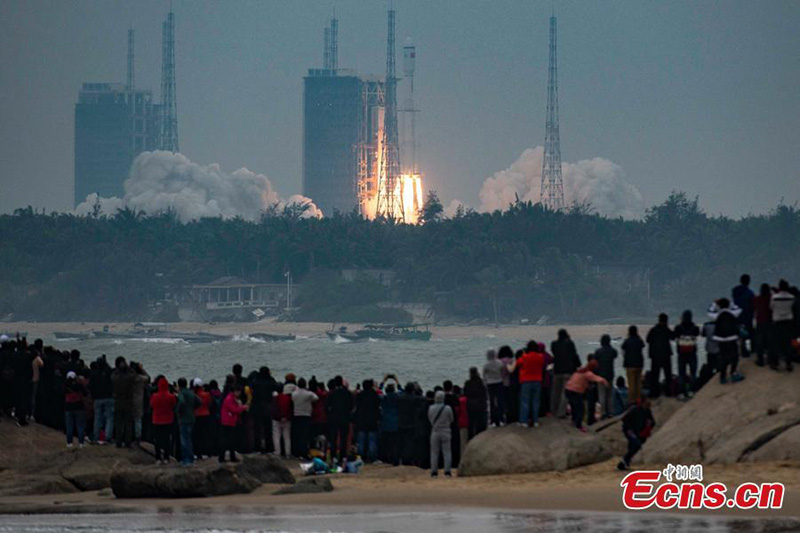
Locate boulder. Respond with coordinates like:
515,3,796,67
743,423,800,462
238,454,295,484
458,419,611,477
638,360,800,466
273,477,334,495
0,473,79,497
110,455,294,498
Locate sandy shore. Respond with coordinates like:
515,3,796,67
3,320,637,342
1,459,798,518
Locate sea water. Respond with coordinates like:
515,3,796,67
0,509,797,532
49,329,679,389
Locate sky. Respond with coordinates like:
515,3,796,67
1,0,799,218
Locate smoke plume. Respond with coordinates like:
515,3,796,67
75,151,322,222
478,147,645,219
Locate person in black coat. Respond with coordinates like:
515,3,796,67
617,397,655,470
355,380,381,463
326,375,353,461
463,367,488,439
674,310,701,397
646,314,676,398
551,329,581,418
622,326,645,405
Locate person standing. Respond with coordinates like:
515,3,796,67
291,378,318,459
593,335,618,418
192,378,212,459
111,358,136,448
12,341,33,426
770,280,795,372
710,298,744,383
463,367,487,439
621,326,645,405
646,314,675,397
272,375,295,457
130,362,150,444
482,350,505,427
219,383,249,462
674,310,700,397
30,344,44,422
753,283,773,367
732,274,755,357
149,377,177,464
250,366,276,454
176,377,200,465
428,390,454,477
326,376,353,462
550,329,581,418
564,360,608,432
355,379,380,463
64,371,87,448
617,397,655,471
379,383,400,465
89,356,114,444
507,341,545,427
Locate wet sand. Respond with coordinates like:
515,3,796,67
1,459,798,518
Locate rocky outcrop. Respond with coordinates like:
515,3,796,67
273,477,334,495
0,421,155,494
110,455,294,498
638,360,800,465
458,419,612,477
0,473,79,497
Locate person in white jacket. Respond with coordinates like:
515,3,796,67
291,378,318,459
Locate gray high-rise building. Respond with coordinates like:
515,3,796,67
73,82,159,205
302,69,362,215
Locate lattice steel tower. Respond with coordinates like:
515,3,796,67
160,9,179,152
540,15,565,211
377,7,403,220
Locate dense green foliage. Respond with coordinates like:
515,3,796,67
1,193,798,323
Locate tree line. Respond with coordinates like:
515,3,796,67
1,192,798,323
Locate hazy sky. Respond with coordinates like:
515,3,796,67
1,1,799,217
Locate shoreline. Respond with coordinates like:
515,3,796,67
1,459,799,519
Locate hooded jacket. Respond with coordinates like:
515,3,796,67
428,391,454,432
149,378,177,426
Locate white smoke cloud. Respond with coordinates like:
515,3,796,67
75,151,322,222
443,199,470,218
478,147,645,219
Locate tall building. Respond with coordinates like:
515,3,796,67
74,26,161,206
303,16,383,216
302,69,362,215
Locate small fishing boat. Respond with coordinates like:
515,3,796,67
327,324,432,342
250,332,297,342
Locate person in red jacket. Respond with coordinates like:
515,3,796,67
192,378,212,459
507,341,545,427
219,383,249,463
149,377,177,464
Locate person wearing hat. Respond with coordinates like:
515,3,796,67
64,371,87,448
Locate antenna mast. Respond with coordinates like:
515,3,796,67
540,15,565,210
160,8,179,152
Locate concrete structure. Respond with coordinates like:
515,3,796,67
176,276,297,322
74,82,159,205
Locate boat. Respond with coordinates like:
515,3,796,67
92,324,225,344
250,332,297,342
327,324,432,342
54,331,92,340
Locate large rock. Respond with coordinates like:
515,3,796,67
458,419,612,477
638,359,800,466
743,423,800,462
0,473,79,497
0,421,155,494
111,455,294,498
